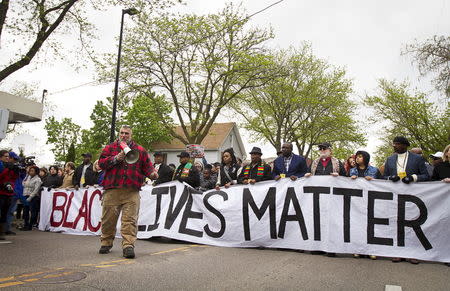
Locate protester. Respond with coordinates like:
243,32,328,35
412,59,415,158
57,167,64,177
305,142,346,178
0,150,18,240
350,151,380,180
92,160,104,185
350,150,380,260
198,168,217,191
383,136,429,264
5,152,26,235
429,151,443,168
61,162,76,188
410,147,434,177
21,166,42,231
383,136,429,184
215,148,241,189
152,152,174,185
273,142,308,181
42,165,63,190
39,167,48,180
431,145,450,183
98,125,157,259
74,153,96,189
344,154,356,176
194,161,204,175
168,163,176,172
237,147,272,184
173,151,200,188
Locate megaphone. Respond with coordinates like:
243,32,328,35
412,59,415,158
120,142,140,164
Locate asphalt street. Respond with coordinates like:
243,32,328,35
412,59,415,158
0,230,449,290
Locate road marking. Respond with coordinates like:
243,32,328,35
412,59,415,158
385,285,402,291
0,277,14,283
151,246,192,255
23,278,39,282
95,264,117,268
0,281,24,288
42,272,73,279
17,272,44,278
79,264,95,267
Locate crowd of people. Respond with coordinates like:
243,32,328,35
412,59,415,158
0,127,449,262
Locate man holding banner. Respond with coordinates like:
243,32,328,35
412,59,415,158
98,125,157,259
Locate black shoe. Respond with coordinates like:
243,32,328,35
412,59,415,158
311,251,325,255
5,231,16,235
19,227,31,231
123,247,135,259
99,246,112,254
326,252,336,257
446,263,450,267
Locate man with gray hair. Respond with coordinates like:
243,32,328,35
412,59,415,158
98,125,158,259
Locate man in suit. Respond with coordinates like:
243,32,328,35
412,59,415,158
273,142,307,181
152,152,174,185
383,136,429,183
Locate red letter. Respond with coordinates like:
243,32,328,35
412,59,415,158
73,190,89,231
62,192,75,228
88,189,102,232
50,192,67,227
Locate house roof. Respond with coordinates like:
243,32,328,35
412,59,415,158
152,122,239,151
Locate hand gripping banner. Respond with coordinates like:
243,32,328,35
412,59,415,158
39,176,450,262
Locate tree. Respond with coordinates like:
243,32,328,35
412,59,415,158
44,116,81,162
76,92,172,160
366,79,450,165
403,35,450,96
231,46,366,160
123,94,173,150
66,142,76,162
0,0,180,83
109,4,275,145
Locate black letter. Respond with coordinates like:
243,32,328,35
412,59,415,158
179,188,204,237
203,190,228,238
367,191,394,246
303,186,330,241
397,194,432,250
164,186,189,229
242,187,277,241
333,187,363,243
147,186,174,231
278,187,308,240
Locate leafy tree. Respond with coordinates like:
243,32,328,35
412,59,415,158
44,116,81,162
108,4,276,145
403,35,450,96
232,46,366,161
0,0,180,83
123,94,173,150
366,79,450,165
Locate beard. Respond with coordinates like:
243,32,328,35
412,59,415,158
320,151,331,159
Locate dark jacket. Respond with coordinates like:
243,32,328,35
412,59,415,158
154,163,174,185
431,161,450,181
199,175,217,191
272,154,308,178
383,151,429,181
238,162,272,184
73,163,97,187
173,163,200,188
217,163,240,186
42,174,63,189
309,158,346,176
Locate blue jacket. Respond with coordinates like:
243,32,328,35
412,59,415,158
273,154,308,178
383,151,429,181
349,165,379,178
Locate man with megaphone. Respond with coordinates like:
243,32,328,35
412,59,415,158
98,125,158,259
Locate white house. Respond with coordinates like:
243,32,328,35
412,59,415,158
150,122,246,166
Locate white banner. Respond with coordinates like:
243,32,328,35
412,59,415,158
39,177,450,262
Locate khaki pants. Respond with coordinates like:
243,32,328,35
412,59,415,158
100,188,140,249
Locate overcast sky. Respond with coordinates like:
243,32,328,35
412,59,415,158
0,0,449,164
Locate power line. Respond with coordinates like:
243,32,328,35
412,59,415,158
47,80,104,96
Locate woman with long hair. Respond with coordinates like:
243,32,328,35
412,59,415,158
215,148,241,189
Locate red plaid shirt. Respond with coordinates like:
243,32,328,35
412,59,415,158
99,140,155,190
